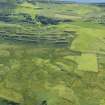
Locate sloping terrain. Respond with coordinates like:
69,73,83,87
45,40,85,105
0,1,105,105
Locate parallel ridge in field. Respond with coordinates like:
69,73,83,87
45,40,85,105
0,30,76,48
0,33,75,48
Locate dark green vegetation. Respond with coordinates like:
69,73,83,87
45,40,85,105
0,0,105,105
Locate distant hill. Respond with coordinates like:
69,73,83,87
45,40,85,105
93,3,105,6
16,0,76,4
63,0,105,3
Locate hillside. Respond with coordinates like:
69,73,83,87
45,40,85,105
0,1,105,105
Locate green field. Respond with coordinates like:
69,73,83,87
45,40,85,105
0,1,105,105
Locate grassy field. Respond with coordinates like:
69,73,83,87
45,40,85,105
0,1,105,105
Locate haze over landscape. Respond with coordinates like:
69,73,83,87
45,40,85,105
64,0,105,3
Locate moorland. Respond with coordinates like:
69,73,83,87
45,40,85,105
0,0,105,105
